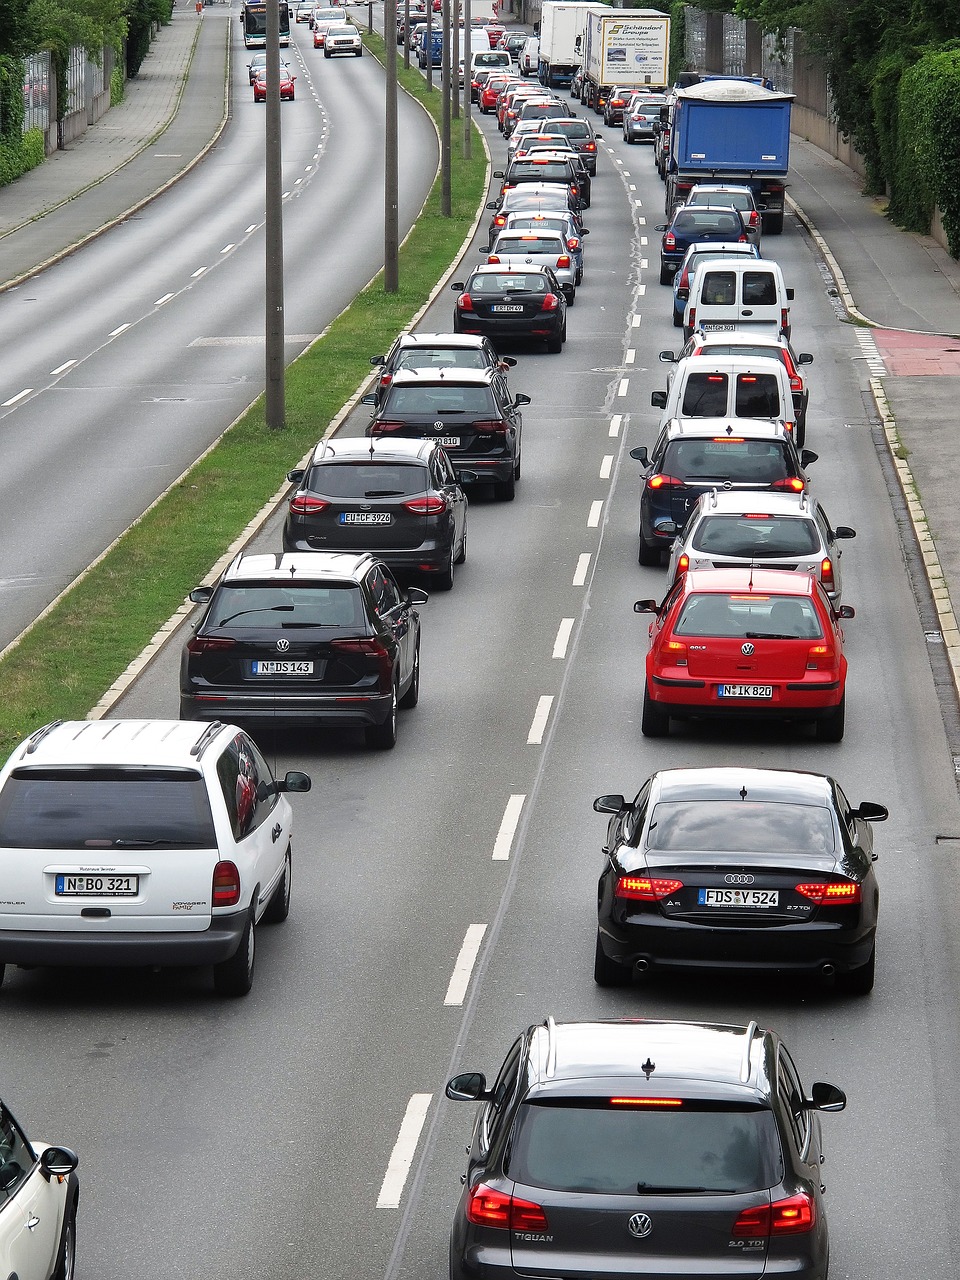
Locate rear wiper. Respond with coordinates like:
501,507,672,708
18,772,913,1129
217,605,294,625
744,631,793,639
280,621,340,628
637,1182,713,1194
111,839,201,847
364,490,404,497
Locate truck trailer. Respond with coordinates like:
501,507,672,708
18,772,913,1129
537,1,610,90
581,9,670,113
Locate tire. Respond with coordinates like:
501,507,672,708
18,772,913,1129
355,48,362,56
659,261,672,285
838,945,875,995
213,913,255,997
52,1201,77,1280
435,545,455,591
765,209,784,234
324,49,330,57
575,267,583,285
566,289,576,307
638,534,661,566
0,963,5,989
795,413,806,448
672,307,682,327
494,475,516,501
263,847,291,924
641,686,670,737
594,930,630,987
366,681,398,749
546,332,563,354
817,695,845,742
399,646,420,708
455,528,467,564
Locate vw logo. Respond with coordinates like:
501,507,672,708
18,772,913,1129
741,642,755,656
434,421,445,431
276,638,290,653
725,873,755,885
627,1213,653,1239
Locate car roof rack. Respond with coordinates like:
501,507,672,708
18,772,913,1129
543,1015,558,1078
190,721,225,760
739,1019,760,1082
24,719,64,755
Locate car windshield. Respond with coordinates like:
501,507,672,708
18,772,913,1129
509,1100,782,1194
645,799,837,856
0,768,217,849
691,514,820,557
662,438,793,484
673,593,824,639
384,385,496,413
210,584,364,628
306,463,426,498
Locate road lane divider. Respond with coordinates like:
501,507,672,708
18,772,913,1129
2,389,32,407
587,500,603,527
376,1094,433,1209
527,695,554,745
108,324,130,337
600,455,613,480
154,293,174,306
573,554,591,586
493,794,526,861
617,379,629,397
552,619,575,660
609,413,623,437
50,361,76,375
444,925,487,1005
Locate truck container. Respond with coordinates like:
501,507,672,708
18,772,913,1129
581,9,670,113
537,2,610,89
664,79,793,233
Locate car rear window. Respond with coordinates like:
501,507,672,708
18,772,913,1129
673,211,743,236
743,271,778,305
681,373,729,417
509,1100,782,1194
307,463,427,499
511,160,572,181
662,438,793,484
549,122,590,139
384,385,497,414
209,583,364,629
674,592,824,639
494,236,563,255
394,348,488,373
645,799,836,857
0,768,217,849
692,192,753,211
735,374,782,418
467,273,547,294
691,514,820,557
697,271,737,305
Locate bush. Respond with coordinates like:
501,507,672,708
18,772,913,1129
111,61,124,105
893,45,960,255
0,128,45,187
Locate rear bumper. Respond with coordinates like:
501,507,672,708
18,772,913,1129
181,689,394,729
282,530,451,570
455,314,564,345
0,911,248,967
647,677,844,718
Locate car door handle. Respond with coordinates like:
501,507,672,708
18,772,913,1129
741,309,754,316
26,1214,40,1231
271,823,282,843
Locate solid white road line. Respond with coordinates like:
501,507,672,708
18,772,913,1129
444,924,487,1005
600,455,613,480
573,553,591,586
493,793,526,860
50,361,76,375
527,695,554,744
553,618,575,660
376,1094,432,1208
108,324,130,337
2,389,31,406
154,293,174,306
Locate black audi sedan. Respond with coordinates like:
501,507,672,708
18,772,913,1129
180,551,426,749
282,437,467,590
594,766,886,993
365,367,528,501
452,265,567,356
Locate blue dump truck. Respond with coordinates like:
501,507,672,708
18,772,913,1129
663,79,794,234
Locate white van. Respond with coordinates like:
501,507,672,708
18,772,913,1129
466,45,510,86
650,354,798,438
683,258,794,340
520,36,539,77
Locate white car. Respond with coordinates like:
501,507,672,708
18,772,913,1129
0,719,311,997
0,1097,78,1280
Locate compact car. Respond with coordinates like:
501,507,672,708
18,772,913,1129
447,1016,848,1279
181,552,425,749
531,116,598,173
494,156,584,208
323,23,361,55
0,1094,78,1280
452,264,568,356
594,767,885,990
252,66,295,100
517,142,592,205
0,718,311,995
502,209,587,283
487,228,577,301
685,183,763,246
601,84,633,125
369,332,515,407
622,91,666,143
486,183,584,245
657,205,749,282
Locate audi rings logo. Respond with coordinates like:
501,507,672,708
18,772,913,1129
627,1213,653,1239
741,642,755,656
276,638,290,653
725,873,755,885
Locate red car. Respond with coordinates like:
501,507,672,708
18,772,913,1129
253,67,296,101
486,22,505,46
479,74,515,114
634,567,852,741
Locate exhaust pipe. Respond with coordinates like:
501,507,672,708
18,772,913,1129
820,962,836,978
634,958,650,974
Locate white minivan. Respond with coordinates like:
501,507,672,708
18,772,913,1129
683,257,794,340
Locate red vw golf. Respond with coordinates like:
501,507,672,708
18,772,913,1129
635,568,852,741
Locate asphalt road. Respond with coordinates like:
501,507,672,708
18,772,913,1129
0,16,438,649
4,48,960,1280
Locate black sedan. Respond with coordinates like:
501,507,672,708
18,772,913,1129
282,437,467,590
656,204,749,283
180,551,426,749
452,264,568,355
594,766,886,993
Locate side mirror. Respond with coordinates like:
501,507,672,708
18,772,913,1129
806,1082,846,1113
629,446,649,465
835,526,856,539
456,470,479,484
854,801,889,822
582,227,590,235
837,604,855,620
593,793,626,814
500,356,518,367
406,587,429,606
634,599,658,614
479,245,491,254
39,1147,79,1181
451,281,465,291
654,223,667,232
189,586,213,605
650,390,667,409
658,350,676,363
486,201,499,209
370,354,386,365
786,287,795,300
800,449,818,467
286,468,305,485
798,352,814,365
446,1071,491,1101
514,393,531,406
493,169,505,178
360,393,377,405
279,770,312,794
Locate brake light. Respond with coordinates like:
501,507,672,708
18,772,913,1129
663,639,687,665
494,215,506,227
806,643,835,670
687,307,696,327
288,494,329,515
781,307,790,330
609,1097,683,1107
584,140,596,151
712,437,744,443
795,882,861,904
331,636,392,686
541,293,561,311
456,293,474,311
663,232,676,249
466,1184,549,1231
707,375,725,383
790,374,803,392
676,553,689,575
487,255,501,264
567,237,580,250
557,254,571,268
404,495,448,514
748,210,760,227
648,474,683,489
616,876,684,901
212,861,241,908
738,234,747,243
678,267,689,288
369,420,407,434
473,419,509,434
771,477,806,492
820,557,835,591
186,635,237,654
732,1193,816,1238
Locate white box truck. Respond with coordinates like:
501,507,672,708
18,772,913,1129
537,1,610,89
582,9,670,112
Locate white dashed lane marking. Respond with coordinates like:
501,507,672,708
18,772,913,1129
493,794,526,860
50,361,76,375
587,500,603,527
527,695,554,744
376,1094,432,1209
573,554,591,586
600,455,613,479
444,925,487,1006
553,618,575,659
2,389,31,406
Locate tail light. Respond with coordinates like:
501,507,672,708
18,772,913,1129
456,293,475,311
771,477,805,492
738,234,747,243
678,267,689,288
781,307,790,330
380,372,393,389
732,1193,816,1238
331,636,392,687
820,557,835,592
747,210,760,227
212,861,241,908
584,140,596,151
404,495,447,514
369,420,407,434
541,293,561,311
795,882,861,904
676,553,689,575
647,474,684,489
567,237,580,250
466,1184,549,1231
789,373,803,393
616,876,684,901
493,214,506,228
187,635,237,654
687,307,696,327
806,643,836,670
487,254,501,264
472,419,509,436
663,639,687,666
288,494,329,515
556,254,571,268
663,232,676,249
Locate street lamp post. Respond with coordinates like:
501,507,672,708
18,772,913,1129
265,0,285,429
384,0,399,291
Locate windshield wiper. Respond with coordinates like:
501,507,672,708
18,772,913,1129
111,839,202,847
364,490,404,497
216,605,294,625
637,1182,713,1194
744,631,794,639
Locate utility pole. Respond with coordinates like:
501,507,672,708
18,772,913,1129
451,0,459,121
403,0,410,70
425,0,433,90
462,0,471,158
265,0,285,429
384,0,399,291
441,0,451,213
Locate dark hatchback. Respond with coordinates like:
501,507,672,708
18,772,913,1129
368,332,515,408
630,422,817,565
180,551,426,749
594,767,885,993
366,367,528,501
494,156,584,208
282,437,467,590
657,205,749,283
446,1016,847,1280
486,182,585,245
452,264,568,357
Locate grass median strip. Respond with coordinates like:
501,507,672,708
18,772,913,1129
0,34,487,754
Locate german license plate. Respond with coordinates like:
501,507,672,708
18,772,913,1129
436,437,460,448
718,684,773,698
700,322,736,331
698,888,779,908
340,512,391,524
252,660,314,675
56,874,139,897
492,304,524,312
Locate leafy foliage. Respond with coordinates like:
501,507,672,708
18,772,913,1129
895,46,960,254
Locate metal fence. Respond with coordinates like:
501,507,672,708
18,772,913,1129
22,51,51,134
66,45,85,117
685,7,806,103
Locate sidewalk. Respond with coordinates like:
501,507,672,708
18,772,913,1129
0,7,230,291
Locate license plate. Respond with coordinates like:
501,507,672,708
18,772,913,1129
698,888,779,908
700,322,737,331
340,512,392,525
492,304,524,312
252,660,314,675
435,437,460,448
718,684,773,698
56,874,139,897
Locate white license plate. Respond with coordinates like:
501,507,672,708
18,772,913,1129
340,512,392,524
492,304,524,312
698,888,779,908
718,684,773,698
252,660,314,674
56,874,139,897
700,322,737,331
435,437,460,448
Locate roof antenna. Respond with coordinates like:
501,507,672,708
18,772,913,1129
642,1057,656,1079
739,786,748,800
